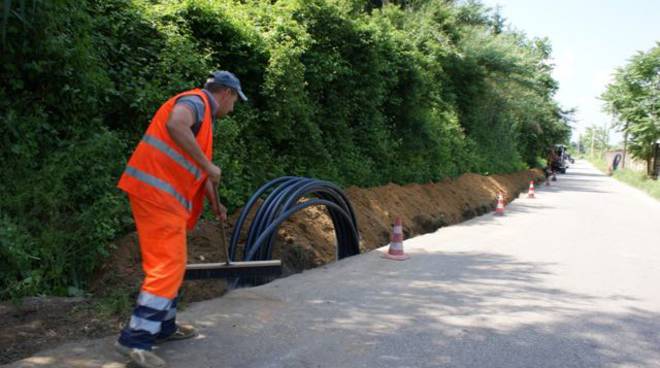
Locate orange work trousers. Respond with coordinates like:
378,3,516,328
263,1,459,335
129,195,188,299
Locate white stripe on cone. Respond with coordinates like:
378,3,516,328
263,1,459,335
383,217,409,260
495,193,505,215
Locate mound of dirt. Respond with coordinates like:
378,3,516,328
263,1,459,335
0,169,543,364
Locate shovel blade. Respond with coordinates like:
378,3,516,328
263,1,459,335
184,260,282,280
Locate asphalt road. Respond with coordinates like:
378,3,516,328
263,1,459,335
5,160,660,368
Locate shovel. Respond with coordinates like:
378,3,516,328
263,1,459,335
184,182,282,280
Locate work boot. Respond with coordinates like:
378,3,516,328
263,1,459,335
114,341,167,368
156,323,198,344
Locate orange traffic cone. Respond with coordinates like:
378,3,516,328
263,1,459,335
383,217,409,261
495,193,505,216
527,180,535,198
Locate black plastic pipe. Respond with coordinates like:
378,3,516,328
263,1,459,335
228,176,360,263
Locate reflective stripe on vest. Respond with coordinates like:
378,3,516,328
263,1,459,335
124,166,192,212
142,134,202,180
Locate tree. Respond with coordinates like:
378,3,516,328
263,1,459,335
0,0,572,297
602,43,660,174
580,125,610,158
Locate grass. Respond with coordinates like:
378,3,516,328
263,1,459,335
587,156,660,201
93,289,133,318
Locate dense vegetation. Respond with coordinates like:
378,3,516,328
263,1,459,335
0,0,570,298
601,43,660,173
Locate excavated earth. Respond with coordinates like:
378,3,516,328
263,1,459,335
0,169,543,364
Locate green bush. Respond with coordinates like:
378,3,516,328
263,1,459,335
0,130,130,298
1,0,570,298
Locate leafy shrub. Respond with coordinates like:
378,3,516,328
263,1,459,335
1,130,130,298
0,0,570,298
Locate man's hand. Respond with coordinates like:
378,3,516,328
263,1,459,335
214,201,228,222
206,163,222,186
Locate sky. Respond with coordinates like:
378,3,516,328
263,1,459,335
478,0,660,145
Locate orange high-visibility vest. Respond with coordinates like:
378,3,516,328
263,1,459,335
118,89,213,229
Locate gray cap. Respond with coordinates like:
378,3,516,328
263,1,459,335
206,70,247,101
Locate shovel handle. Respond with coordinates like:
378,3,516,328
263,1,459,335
206,180,226,222
206,180,231,263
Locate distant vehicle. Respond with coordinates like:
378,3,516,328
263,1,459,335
552,144,569,174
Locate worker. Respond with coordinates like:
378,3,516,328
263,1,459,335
114,71,247,368
545,147,559,182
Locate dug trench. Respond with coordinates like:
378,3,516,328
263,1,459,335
0,169,543,364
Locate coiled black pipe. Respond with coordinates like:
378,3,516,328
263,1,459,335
228,176,360,263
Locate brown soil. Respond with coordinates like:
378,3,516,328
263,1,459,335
0,169,543,364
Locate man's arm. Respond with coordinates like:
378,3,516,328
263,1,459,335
166,104,221,185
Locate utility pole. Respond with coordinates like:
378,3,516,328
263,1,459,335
603,122,610,157
622,122,629,169
590,127,595,158
577,134,582,154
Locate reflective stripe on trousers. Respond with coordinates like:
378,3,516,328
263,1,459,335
118,291,179,350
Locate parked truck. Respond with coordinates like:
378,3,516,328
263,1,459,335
551,144,570,174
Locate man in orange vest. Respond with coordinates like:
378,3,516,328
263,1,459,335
114,71,247,368
545,147,559,181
